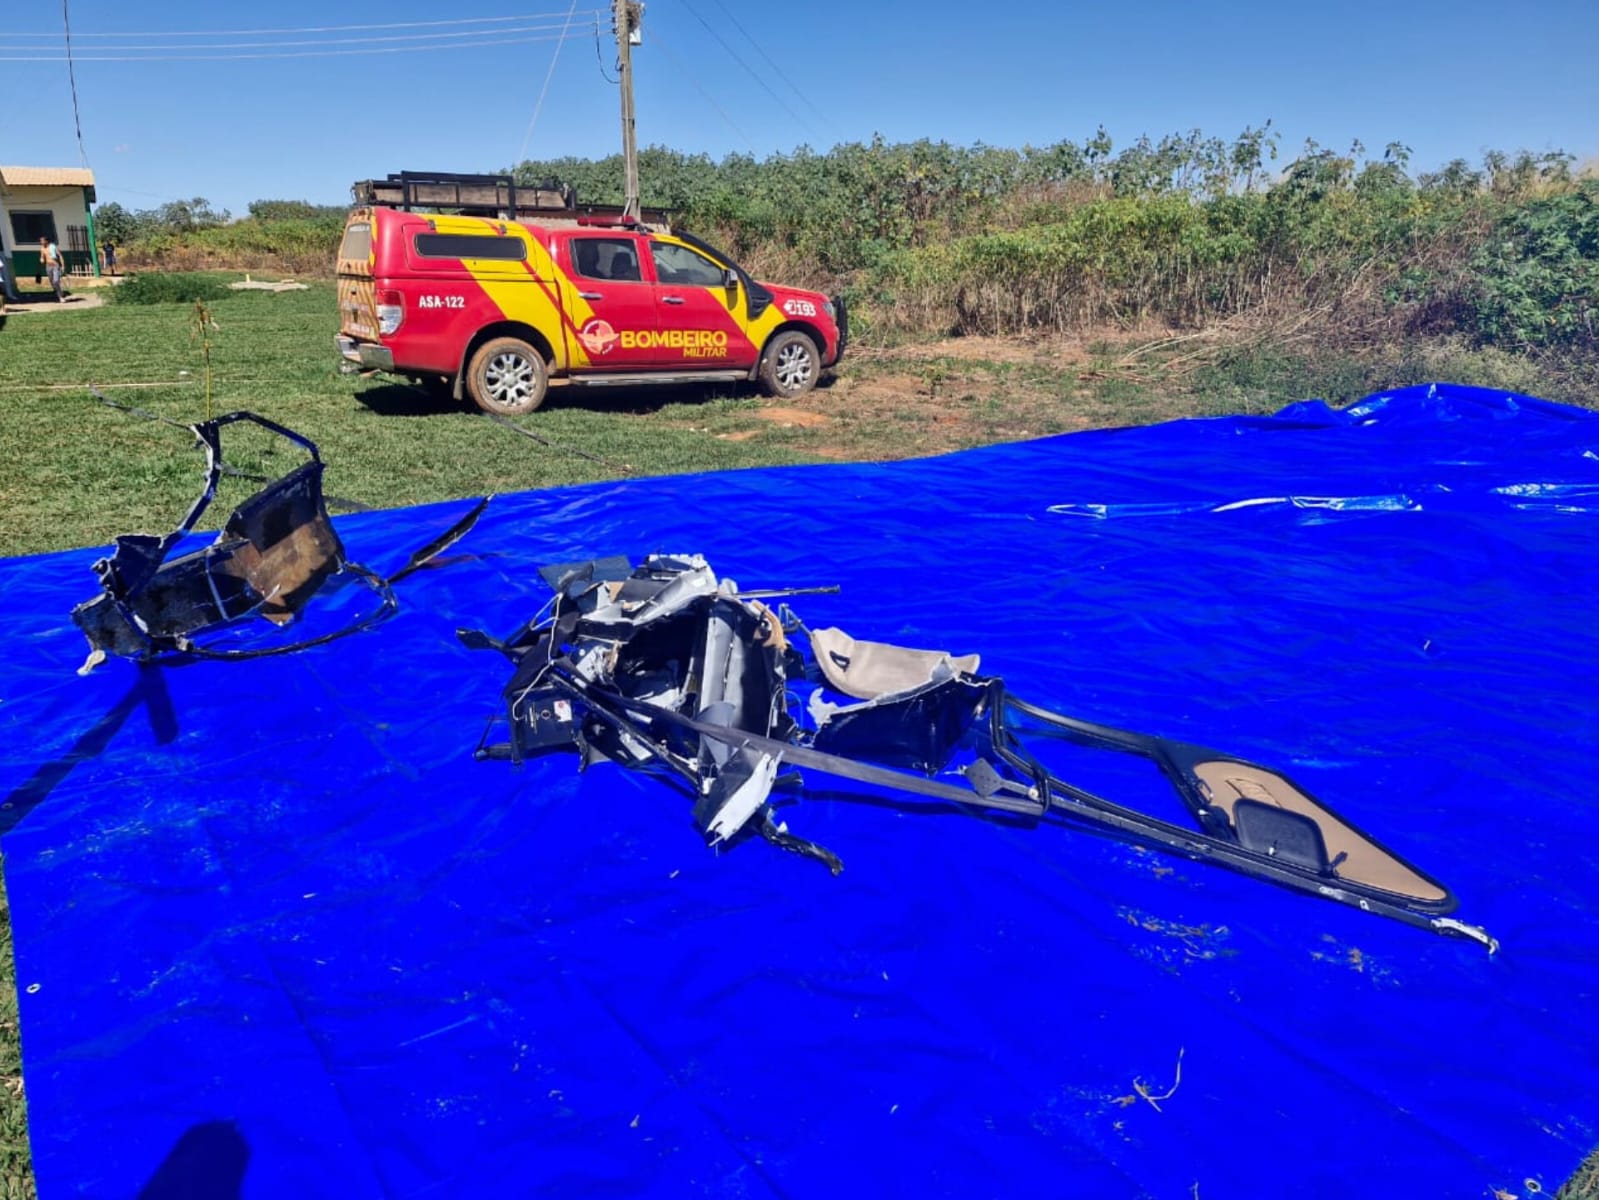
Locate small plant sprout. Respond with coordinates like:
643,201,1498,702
190,299,221,420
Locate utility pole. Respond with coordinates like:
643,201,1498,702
614,0,642,220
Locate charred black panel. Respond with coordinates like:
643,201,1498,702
814,676,988,774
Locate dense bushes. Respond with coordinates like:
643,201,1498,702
103,131,1597,358
1468,182,1598,348
123,215,345,277
109,271,232,306
509,135,1594,354
109,198,343,276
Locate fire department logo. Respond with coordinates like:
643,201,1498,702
579,318,618,355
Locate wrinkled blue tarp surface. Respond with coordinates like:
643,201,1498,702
2,382,1598,1198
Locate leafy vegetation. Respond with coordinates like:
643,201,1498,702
103,130,1598,379
504,131,1596,364
106,197,344,276
108,269,232,306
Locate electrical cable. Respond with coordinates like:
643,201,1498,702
676,0,818,141
704,0,834,134
592,22,617,83
647,26,756,153
3,21,587,53
518,0,584,163
62,0,89,168
0,31,592,63
4,12,605,38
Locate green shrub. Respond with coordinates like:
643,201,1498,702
110,271,232,306
1469,180,1598,349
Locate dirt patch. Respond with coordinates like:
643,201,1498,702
852,331,1162,368
754,406,830,427
4,292,105,314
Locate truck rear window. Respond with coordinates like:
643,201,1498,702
413,233,527,261
338,222,371,261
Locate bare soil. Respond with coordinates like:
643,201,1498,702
689,332,1202,465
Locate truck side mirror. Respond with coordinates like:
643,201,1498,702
722,267,739,290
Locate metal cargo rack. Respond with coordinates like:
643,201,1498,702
351,171,670,228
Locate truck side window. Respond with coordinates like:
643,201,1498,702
571,237,642,282
413,233,526,261
652,241,726,287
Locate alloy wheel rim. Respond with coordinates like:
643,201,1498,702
485,352,535,406
775,343,813,390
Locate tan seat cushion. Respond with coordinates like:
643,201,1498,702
809,626,979,700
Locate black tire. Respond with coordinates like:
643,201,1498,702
759,330,820,400
465,337,548,416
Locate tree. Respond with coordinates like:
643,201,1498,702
154,197,229,233
93,200,136,244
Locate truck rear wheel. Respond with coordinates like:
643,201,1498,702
466,337,548,416
760,331,820,400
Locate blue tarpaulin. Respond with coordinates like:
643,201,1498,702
2,382,1597,1198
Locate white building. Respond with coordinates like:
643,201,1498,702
0,166,100,293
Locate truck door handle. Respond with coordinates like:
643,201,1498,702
578,290,603,300
661,295,686,305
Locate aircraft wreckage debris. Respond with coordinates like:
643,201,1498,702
463,553,1496,951
73,407,487,669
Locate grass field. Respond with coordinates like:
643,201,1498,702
0,273,1594,1198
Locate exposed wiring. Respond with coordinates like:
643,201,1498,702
677,0,817,141
648,26,756,153
593,21,616,83
62,0,89,168
3,21,587,53
0,31,592,62
705,0,833,134
4,12,605,38
518,0,584,163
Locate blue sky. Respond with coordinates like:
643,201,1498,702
2,0,1595,216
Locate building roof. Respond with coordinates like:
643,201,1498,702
0,166,96,188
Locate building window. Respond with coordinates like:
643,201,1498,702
9,211,57,244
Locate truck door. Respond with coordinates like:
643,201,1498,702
560,233,663,369
647,238,758,368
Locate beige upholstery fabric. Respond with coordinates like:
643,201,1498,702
1192,761,1446,903
809,627,979,701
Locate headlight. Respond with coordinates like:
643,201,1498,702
823,300,836,319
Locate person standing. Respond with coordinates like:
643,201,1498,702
40,236,65,302
103,239,117,276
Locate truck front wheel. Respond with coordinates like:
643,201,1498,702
760,331,820,400
466,337,548,416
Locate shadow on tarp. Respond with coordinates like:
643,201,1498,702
137,1121,249,1200
0,383,1597,1199
0,664,177,836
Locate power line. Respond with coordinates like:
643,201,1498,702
0,30,594,63
648,26,755,154
675,0,818,141
518,0,582,162
592,22,617,83
704,0,832,135
0,21,590,53
3,12,605,38
62,0,89,169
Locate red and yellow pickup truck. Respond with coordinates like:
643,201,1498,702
336,174,846,415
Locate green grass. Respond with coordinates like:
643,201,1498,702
0,274,1594,1196
0,866,29,1200
0,281,819,556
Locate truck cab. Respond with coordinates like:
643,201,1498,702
337,172,846,416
